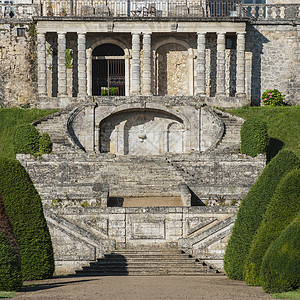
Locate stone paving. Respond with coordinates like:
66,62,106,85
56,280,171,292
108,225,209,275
13,275,272,300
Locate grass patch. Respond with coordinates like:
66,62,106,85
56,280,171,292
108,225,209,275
226,106,300,160
0,108,57,160
272,288,300,299
0,291,16,298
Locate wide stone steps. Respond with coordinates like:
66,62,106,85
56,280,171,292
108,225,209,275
75,249,220,276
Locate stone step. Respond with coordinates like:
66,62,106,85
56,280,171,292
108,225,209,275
75,248,220,276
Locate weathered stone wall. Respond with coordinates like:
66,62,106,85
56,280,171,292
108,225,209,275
247,23,300,105
0,21,37,107
17,151,265,204
44,206,237,274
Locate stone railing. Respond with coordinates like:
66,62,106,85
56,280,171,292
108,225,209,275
0,3,39,19
243,4,300,20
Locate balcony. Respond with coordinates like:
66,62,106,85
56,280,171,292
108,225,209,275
40,0,243,18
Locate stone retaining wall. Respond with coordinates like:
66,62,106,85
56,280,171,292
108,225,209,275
44,206,238,274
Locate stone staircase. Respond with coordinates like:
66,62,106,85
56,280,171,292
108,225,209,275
213,109,243,151
32,108,75,152
103,156,184,199
74,248,221,276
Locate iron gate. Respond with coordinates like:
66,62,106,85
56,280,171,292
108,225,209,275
92,59,125,96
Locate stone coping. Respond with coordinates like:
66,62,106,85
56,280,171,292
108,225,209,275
46,206,238,214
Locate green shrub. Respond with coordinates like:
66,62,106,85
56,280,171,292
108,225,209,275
39,132,52,154
260,215,300,293
101,87,119,96
224,150,300,280
244,168,300,286
240,118,269,157
13,124,40,155
261,89,285,107
0,158,54,280
0,194,22,291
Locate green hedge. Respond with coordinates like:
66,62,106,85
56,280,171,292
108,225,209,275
260,215,300,293
39,132,52,154
240,118,269,157
0,194,22,291
13,124,40,155
244,168,300,285
224,150,300,280
0,158,54,280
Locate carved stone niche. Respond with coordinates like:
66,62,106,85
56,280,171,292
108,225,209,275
99,109,186,155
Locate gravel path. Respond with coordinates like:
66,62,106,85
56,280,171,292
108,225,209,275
13,275,273,300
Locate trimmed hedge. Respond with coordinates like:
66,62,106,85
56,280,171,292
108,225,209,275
224,150,300,280
13,124,40,155
244,168,300,286
240,118,269,157
39,132,52,154
0,194,22,291
0,158,54,280
260,215,300,293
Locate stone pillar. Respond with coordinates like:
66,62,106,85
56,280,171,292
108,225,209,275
196,32,206,96
37,32,47,96
131,33,141,95
216,32,226,96
142,32,152,95
77,32,87,97
87,49,93,96
236,32,246,97
57,32,67,96
125,54,130,96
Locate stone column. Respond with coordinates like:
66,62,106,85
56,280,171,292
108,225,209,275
196,32,206,96
131,33,141,95
57,32,67,96
125,54,130,96
216,32,226,96
37,32,47,96
77,32,87,97
142,32,152,95
236,32,246,97
87,49,93,96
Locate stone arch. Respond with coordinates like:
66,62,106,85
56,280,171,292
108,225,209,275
167,122,185,153
98,108,186,155
153,38,193,96
87,39,130,96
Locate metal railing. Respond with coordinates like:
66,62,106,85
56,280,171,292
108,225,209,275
39,0,243,18
0,1,299,20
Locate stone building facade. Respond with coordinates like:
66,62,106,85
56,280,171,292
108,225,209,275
1,0,299,274
0,0,299,107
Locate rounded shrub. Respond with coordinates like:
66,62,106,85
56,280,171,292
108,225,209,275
0,194,22,291
240,118,269,157
0,158,54,280
261,89,285,107
39,132,52,154
244,168,300,286
224,150,300,280
260,215,300,293
13,124,40,155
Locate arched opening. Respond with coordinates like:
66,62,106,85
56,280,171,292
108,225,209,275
99,109,185,155
92,43,125,96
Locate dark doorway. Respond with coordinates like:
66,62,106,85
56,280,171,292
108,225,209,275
92,44,125,96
